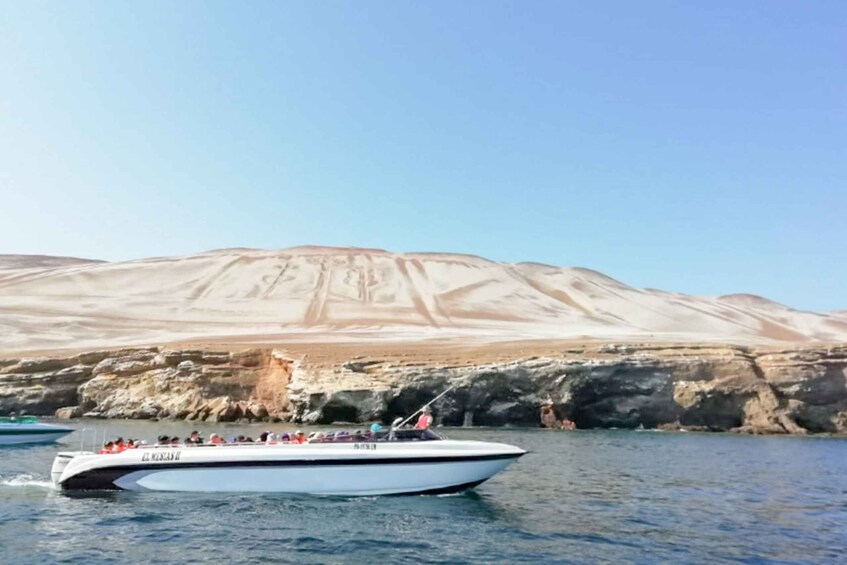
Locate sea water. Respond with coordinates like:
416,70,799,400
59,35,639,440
1,421,845,564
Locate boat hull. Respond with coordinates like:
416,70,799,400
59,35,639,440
55,440,525,495
0,424,73,445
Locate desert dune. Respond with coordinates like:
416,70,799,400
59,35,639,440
0,246,845,353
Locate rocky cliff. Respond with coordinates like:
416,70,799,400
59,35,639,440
1,342,846,434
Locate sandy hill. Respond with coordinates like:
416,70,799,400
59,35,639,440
0,246,845,352
0,254,104,270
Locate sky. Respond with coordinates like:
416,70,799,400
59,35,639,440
0,1,845,311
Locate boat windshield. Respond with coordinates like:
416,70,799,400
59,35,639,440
374,428,442,442
301,428,443,444
0,416,39,424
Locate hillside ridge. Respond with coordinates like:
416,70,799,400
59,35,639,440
0,246,844,351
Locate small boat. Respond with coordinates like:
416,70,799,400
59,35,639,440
0,416,74,445
51,429,526,494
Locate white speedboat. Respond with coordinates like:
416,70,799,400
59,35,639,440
51,429,525,495
0,416,74,445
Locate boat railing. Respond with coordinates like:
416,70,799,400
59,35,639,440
76,427,113,453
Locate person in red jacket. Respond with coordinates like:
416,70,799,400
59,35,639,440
415,406,433,429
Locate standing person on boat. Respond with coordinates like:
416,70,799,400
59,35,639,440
415,406,434,429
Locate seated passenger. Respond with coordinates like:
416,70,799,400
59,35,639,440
280,433,290,443
209,433,224,444
185,430,203,445
113,437,126,452
293,430,305,444
415,406,434,430
156,434,170,446
169,436,180,446
259,431,270,442
99,441,114,454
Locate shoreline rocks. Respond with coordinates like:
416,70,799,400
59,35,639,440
0,343,846,435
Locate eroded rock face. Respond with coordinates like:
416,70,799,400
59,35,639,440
1,348,294,423
0,344,846,434
755,347,847,432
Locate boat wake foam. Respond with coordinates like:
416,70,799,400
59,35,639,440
0,473,56,490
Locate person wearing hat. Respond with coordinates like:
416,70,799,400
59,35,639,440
415,406,434,429
293,430,305,444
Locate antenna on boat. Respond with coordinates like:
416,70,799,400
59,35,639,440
395,383,459,429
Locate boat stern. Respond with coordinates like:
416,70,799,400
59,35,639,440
51,451,90,485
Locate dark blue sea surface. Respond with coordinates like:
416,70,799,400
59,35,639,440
1,421,846,564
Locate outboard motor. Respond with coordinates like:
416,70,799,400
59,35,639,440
51,452,84,485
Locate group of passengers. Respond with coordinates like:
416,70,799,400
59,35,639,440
163,429,374,445
97,406,435,453
99,426,381,453
98,437,143,454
